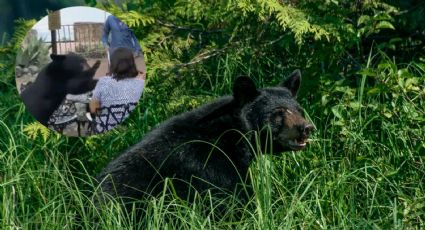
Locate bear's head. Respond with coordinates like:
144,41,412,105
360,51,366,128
48,54,91,77
47,53,99,95
234,70,314,152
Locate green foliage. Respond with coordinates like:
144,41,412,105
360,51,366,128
22,122,54,142
7,19,37,51
98,0,417,115
0,19,36,76
357,2,398,37
16,35,50,68
0,0,424,228
318,51,424,152
84,0,97,7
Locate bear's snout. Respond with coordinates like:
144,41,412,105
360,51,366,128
273,111,313,151
298,123,314,139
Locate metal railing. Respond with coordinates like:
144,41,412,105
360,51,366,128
50,24,106,59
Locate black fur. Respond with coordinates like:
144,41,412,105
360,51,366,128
21,54,100,125
97,70,313,203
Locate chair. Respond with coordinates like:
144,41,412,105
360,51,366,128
48,96,92,136
48,100,79,133
88,102,138,134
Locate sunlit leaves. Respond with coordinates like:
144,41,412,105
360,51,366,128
23,122,52,142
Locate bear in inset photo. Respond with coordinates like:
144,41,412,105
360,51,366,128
20,54,100,126
97,70,314,205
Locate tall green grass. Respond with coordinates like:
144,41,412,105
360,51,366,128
1,47,424,229
1,118,423,228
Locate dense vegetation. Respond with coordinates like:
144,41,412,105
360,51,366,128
0,0,84,39
0,0,424,228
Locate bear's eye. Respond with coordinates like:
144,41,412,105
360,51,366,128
271,108,285,125
272,113,283,125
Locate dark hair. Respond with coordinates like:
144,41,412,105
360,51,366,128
108,47,138,80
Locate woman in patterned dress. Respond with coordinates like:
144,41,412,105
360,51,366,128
89,47,144,133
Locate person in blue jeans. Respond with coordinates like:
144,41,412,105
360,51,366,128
102,15,147,79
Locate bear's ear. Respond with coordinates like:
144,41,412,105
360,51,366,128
50,54,66,62
233,76,258,106
280,69,301,97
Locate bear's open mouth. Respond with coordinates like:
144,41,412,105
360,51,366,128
288,139,307,150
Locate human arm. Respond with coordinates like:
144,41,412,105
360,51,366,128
102,16,112,49
130,30,142,56
135,53,147,80
89,98,101,114
90,79,103,114
130,32,147,78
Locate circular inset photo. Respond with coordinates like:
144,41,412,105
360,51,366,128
15,6,146,136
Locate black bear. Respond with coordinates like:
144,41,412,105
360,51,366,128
20,54,100,125
97,70,313,203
